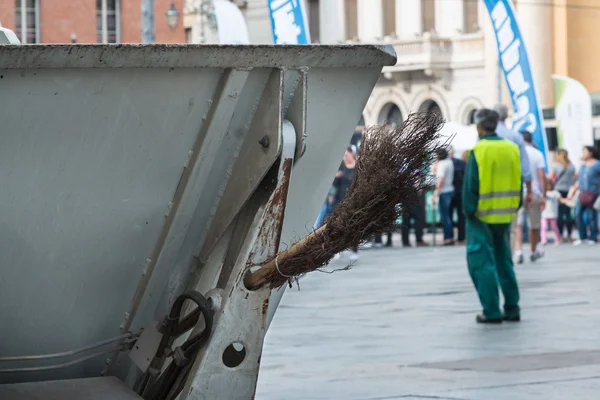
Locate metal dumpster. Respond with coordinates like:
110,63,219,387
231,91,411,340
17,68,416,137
0,43,395,399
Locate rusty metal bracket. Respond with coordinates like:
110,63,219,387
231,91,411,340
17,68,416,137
178,121,297,400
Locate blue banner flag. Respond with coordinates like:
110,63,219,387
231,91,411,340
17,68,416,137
483,0,549,166
267,0,310,44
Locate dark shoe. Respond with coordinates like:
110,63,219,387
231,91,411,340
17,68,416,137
476,314,503,324
416,241,429,247
502,314,521,322
385,241,393,247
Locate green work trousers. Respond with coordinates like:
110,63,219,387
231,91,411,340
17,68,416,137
466,217,520,320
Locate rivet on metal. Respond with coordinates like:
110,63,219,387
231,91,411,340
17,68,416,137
142,258,151,276
119,312,130,330
165,201,174,217
184,150,193,168
259,136,270,148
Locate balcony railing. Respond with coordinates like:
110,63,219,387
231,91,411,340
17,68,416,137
347,32,485,73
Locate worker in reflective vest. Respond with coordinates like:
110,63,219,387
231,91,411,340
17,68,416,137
462,109,523,324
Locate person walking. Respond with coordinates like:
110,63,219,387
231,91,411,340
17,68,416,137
463,109,522,324
550,149,576,241
400,187,429,248
513,131,546,263
493,104,533,251
493,104,533,204
332,146,359,260
568,146,600,245
374,232,393,248
450,150,466,244
432,148,455,245
400,167,429,248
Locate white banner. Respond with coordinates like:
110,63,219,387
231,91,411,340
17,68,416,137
214,0,250,44
552,74,594,170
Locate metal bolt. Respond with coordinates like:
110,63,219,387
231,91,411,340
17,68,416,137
259,136,270,148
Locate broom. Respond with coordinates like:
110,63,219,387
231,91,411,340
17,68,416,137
245,112,446,290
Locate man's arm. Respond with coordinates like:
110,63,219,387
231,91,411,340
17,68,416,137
517,141,534,206
432,162,444,204
462,152,479,218
434,177,445,193
538,167,547,210
515,134,533,184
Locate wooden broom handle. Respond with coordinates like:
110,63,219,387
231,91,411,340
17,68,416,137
244,225,327,289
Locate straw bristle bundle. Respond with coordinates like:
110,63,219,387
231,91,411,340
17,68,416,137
261,112,446,288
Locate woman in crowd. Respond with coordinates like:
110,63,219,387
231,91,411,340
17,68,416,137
432,148,455,245
549,149,576,241
332,146,359,259
568,146,600,245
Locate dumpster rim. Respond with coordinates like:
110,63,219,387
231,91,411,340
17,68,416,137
0,44,397,69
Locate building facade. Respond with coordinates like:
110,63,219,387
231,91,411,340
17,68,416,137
0,0,185,44
237,0,600,146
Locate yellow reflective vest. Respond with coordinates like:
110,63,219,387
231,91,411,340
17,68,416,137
471,138,522,224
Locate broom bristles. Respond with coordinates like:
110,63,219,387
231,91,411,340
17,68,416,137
254,112,447,289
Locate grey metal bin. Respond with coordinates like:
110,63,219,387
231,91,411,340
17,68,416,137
0,43,396,399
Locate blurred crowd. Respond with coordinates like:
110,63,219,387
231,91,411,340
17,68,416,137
317,104,600,262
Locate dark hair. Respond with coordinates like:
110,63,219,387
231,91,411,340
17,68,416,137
556,148,570,167
584,145,598,159
492,104,509,122
436,148,449,160
473,109,499,133
521,130,533,144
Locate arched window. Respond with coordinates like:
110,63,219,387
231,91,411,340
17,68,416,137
378,103,404,128
467,109,477,125
387,104,403,127
418,100,442,117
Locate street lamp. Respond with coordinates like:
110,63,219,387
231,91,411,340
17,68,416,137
166,1,180,30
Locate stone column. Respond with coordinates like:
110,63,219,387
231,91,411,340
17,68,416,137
357,0,383,42
435,0,464,36
319,0,344,43
396,0,422,39
516,0,554,107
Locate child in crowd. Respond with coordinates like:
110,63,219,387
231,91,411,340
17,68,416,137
541,180,562,245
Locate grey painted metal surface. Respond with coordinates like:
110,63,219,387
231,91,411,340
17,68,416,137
181,120,297,400
0,43,395,388
0,377,141,399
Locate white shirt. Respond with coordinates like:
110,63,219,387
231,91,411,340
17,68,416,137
542,190,561,219
524,144,546,195
436,159,455,194
496,122,533,183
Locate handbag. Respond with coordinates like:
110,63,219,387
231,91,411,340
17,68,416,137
594,195,600,211
579,189,598,207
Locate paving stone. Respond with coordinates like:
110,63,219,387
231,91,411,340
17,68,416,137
256,242,600,399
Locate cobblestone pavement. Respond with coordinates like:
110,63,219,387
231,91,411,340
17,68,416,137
256,240,600,399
